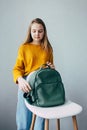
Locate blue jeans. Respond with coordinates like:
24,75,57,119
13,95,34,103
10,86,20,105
16,89,44,130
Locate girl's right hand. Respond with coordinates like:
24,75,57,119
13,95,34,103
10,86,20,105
17,77,31,93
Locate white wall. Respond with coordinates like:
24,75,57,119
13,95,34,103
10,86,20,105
0,0,87,130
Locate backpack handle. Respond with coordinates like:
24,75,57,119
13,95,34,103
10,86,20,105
40,64,50,69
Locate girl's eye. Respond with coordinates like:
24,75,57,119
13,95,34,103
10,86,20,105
38,30,44,33
32,30,44,33
32,30,36,33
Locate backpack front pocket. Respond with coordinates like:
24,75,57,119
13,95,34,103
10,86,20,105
35,82,65,107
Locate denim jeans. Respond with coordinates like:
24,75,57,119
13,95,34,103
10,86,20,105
16,89,44,130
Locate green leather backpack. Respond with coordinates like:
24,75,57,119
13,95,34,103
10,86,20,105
23,64,65,107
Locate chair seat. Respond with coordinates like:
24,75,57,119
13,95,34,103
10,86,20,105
25,100,82,119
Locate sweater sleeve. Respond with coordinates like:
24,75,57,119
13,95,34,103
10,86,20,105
12,46,25,83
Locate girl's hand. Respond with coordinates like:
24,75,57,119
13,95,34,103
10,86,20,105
46,61,55,69
17,77,31,93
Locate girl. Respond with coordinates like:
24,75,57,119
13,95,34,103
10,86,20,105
13,18,55,130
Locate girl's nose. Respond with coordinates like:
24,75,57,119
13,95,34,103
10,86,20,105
36,31,39,35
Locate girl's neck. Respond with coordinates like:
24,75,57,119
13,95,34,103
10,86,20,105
31,41,41,45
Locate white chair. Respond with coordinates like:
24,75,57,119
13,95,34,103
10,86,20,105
25,100,82,130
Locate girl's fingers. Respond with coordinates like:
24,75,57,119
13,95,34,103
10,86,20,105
26,82,31,90
46,61,55,69
22,86,30,93
18,77,31,92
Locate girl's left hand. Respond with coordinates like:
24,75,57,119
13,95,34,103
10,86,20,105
46,61,55,69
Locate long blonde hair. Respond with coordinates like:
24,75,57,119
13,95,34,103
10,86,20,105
24,18,53,51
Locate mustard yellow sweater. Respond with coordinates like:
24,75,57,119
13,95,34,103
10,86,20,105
13,43,53,82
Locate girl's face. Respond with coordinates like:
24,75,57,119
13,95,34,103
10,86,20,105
31,23,44,44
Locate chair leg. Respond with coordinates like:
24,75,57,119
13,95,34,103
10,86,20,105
72,116,78,130
57,119,60,130
44,119,49,130
30,114,36,130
